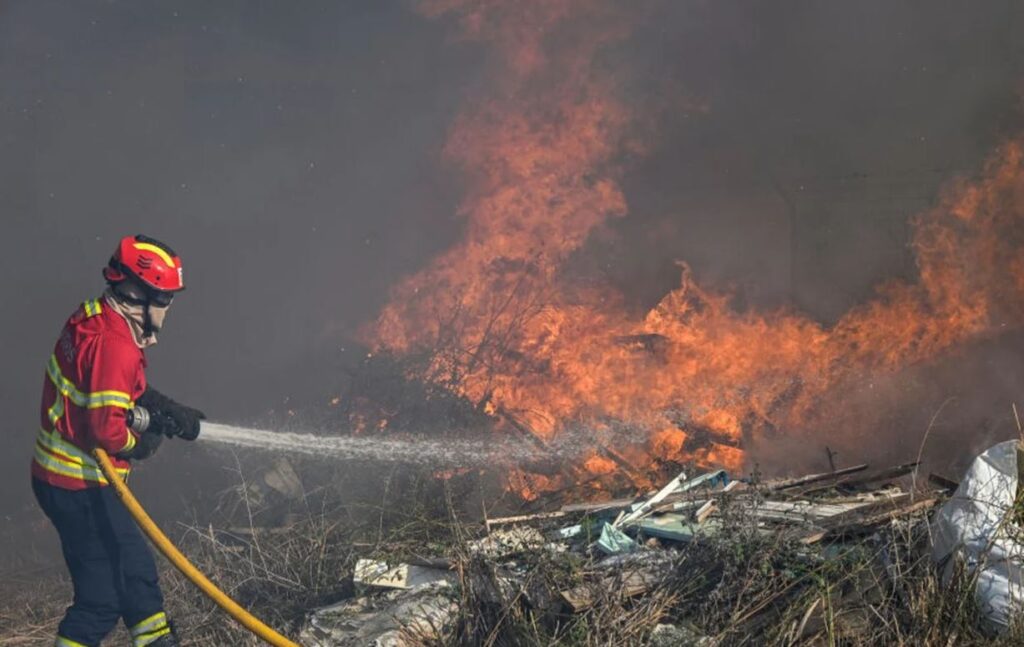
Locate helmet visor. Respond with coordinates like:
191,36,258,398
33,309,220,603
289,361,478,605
114,279,175,308
149,290,175,308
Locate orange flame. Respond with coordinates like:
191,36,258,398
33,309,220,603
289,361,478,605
366,1,1024,496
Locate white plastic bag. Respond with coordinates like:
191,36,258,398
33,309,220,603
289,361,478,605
931,440,1024,631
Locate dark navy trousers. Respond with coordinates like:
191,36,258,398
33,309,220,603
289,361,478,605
33,478,166,647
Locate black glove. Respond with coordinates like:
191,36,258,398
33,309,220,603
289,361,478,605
117,429,163,461
137,386,206,441
168,401,205,441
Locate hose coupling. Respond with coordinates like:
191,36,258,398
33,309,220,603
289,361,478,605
126,406,151,434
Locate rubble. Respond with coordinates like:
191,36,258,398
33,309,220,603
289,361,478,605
649,622,709,646
559,550,678,611
299,457,949,645
353,559,455,591
469,526,545,558
299,581,457,647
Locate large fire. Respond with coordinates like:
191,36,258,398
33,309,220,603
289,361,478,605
366,1,1024,498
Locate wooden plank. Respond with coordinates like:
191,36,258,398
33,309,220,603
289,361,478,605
796,462,919,496
818,492,911,526
747,499,875,524
560,497,637,514
485,510,568,531
800,498,938,544
796,487,905,505
763,464,869,492
695,500,716,524
617,471,689,527
666,479,740,522
653,481,749,514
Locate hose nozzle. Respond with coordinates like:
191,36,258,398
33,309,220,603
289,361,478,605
126,406,151,434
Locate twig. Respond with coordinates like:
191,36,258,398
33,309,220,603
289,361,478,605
911,397,955,499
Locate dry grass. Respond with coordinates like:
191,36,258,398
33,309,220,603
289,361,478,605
0,577,72,646
5,472,1024,646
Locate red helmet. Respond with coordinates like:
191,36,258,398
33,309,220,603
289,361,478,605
103,235,185,293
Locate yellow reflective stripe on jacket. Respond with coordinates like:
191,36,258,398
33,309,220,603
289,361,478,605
37,427,95,464
56,636,91,647
121,430,137,453
34,446,109,484
46,354,133,410
46,394,65,427
83,299,103,318
34,428,130,484
36,427,131,475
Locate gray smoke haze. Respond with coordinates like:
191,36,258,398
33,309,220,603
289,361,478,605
2,0,1023,562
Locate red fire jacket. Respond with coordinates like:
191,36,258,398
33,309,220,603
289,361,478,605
31,297,146,489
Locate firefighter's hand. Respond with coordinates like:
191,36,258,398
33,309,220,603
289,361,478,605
166,402,205,441
146,411,179,439
138,386,205,441
116,430,163,461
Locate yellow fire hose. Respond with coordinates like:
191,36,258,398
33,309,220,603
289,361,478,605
93,448,301,647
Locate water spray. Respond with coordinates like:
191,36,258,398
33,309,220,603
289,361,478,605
128,399,548,467
111,402,552,647
199,422,545,467
98,414,555,645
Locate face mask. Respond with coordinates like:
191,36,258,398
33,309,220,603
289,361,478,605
146,304,170,335
106,282,173,349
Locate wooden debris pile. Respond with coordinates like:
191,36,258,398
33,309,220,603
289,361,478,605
299,460,955,646
492,460,946,549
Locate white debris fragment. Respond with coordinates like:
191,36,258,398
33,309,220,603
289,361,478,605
353,559,453,591
931,440,1024,633
300,581,457,647
470,526,544,558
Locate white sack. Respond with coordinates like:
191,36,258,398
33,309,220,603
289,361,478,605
931,440,1024,631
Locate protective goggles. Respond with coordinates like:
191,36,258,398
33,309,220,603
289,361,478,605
116,285,175,308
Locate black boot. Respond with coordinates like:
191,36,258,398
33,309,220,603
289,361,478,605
146,633,180,647
146,621,180,647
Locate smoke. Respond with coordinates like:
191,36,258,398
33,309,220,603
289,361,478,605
1,0,1023,533
0,1,474,546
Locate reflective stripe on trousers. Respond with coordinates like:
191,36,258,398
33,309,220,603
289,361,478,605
130,611,172,646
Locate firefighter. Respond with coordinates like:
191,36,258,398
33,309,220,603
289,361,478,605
31,235,205,647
